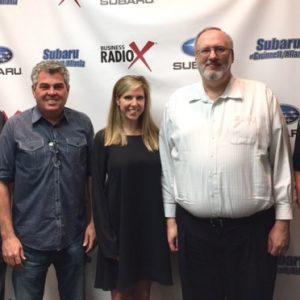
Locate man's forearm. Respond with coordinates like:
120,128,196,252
86,176,93,223
294,171,300,201
0,181,15,240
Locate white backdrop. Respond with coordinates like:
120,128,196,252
1,0,300,299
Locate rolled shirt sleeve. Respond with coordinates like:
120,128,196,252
267,88,293,220
0,120,16,183
159,102,177,218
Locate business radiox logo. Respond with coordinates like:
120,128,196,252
249,38,300,60
100,41,155,71
100,0,154,5
0,0,18,4
59,0,81,7
43,48,85,67
173,38,197,71
0,46,22,75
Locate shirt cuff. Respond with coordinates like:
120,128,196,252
275,203,293,220
0,175,13,183
164,202,176,218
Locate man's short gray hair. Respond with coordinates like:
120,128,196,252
31,60,70,88
194,27,234,50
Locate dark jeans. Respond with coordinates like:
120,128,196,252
12,237,86,300
177,206,277,300
0,256,6,300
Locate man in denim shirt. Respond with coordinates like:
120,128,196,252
0,61,96,300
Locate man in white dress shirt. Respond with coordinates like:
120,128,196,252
159,27,293,300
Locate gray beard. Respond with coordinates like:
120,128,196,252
202,69,224,81
198,60,231,81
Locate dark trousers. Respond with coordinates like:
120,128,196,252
176,206,277,300
12,237,86,300
0,256,5,300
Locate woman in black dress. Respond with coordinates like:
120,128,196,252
92,75,172,300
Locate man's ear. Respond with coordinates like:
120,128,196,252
32,85,36,96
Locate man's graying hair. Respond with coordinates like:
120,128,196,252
194,26,234,49
31,60,70,88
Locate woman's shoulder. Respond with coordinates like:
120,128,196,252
94,128,106,145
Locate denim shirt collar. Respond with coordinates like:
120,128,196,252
32,106,69,125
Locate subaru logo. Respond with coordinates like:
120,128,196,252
0,46,13,64
280,104,300,125
182,38,195,56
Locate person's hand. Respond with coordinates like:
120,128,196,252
166,218,178,252
111,256,119,261
268,220,290,256
294,171,300,208
83,221,97,253
2,235,25,267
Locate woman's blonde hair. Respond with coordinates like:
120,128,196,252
104,75,158,151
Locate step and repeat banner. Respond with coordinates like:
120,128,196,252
1,0,300,299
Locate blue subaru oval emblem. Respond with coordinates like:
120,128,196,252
0,46,13,64
182,38,195,56
280,104,300,125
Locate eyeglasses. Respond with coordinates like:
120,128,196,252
196,46,232,58
48,140,61,168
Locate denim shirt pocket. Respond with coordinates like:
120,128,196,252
66,136,88,167
17,139,45,170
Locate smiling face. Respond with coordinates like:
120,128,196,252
195,29,233,82
32,70,69,122
116,86,146,127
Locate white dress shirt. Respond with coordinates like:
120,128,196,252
159,77,293,220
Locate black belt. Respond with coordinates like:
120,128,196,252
177,205,275,228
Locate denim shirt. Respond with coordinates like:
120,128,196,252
0,106,94,251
